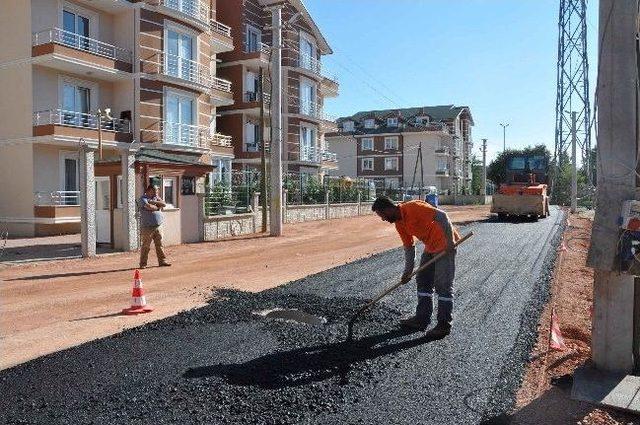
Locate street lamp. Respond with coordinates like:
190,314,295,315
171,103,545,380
499,123,509,152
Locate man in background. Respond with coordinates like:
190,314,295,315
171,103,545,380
139,184,171,268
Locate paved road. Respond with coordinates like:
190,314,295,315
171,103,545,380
0,208,564,425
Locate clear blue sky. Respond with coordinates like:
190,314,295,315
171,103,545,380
305,0,598,162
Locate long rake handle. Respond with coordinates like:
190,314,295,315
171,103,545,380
350,232,474,322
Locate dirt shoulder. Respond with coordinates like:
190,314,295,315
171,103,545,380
510,211,638,424
0,205,490,370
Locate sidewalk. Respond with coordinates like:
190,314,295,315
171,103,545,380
0,205,491,370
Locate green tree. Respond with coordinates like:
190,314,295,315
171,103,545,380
487,144,552,187
470,155,483,195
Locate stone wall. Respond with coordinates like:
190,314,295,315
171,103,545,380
198,194,375,242
438,195,492,206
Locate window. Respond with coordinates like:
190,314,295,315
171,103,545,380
245,25,261,52
300,126,317,161
364,119,375,129
244,122,260,151
59,151,79,205
62,9,90,49
60,78,95,127
416,116,430,125
299,32,317,72
384,157,398,171
342,121,354,132
213,158,232,185
166,28,194,81
245,71,259,100
166,90,195,146
181,176,196,195
361,138,373,151
437,159,448,172
299,79,316,116
361,157,374,171
163,177,177,207
384,137,398,150
387,117,398,127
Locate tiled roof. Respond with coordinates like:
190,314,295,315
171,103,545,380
338,105,473,125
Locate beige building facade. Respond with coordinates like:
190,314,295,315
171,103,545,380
0,0,235,247
326,105,475,194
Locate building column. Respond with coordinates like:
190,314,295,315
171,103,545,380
79,145,96,258
121,148,138,251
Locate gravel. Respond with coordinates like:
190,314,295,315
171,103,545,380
0,208,565,425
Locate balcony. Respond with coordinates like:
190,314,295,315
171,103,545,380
243,91,271,104
32,28,132,79
299,146,322,163
34,191,80,206
435,146,450,156
211,77,234,106
242,42,271,67
33,109,132,144
435,169,450,177
142,121,232,151
142,52,211,91
33,191,81,232
321,74,339,98
151,0,210,32
210,20,234,54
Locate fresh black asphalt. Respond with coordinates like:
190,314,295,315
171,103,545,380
0,208,565,425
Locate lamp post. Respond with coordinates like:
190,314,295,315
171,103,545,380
499,123,509,152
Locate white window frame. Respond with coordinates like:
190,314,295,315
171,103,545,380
361,137,373,151
59,1,99,39
245,69,259,95
164,20,198,62
364,119,375,129
244,118,259,152
384,136,399,150
162,176,178,208
116,175,123,208
164,87,197,146
300,124,317,161
342,121,354,132
299,76,317,116
384,157,399,171
299,30,317,71
385,177,400,189
416,116,430,124
387,117,398,127
245,24,262,52
361,157,374,171
58,75,99,112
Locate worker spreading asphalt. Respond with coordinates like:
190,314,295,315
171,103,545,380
0,208,564,425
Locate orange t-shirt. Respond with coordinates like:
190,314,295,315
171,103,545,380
395,200,460,253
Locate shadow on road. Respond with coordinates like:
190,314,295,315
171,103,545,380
184,327,443,388
6,267,137,281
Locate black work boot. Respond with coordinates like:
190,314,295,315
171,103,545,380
400,296,432,330
425,322,451,339
399,316,429,331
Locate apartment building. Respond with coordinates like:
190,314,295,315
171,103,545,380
0,0,236,246
216,0,339,180
326,105,475,194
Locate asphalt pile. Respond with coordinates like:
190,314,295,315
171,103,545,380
0,210,565,424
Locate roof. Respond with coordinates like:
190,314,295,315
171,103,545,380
259,0,332,54
338,105,474,125
96,148,213,168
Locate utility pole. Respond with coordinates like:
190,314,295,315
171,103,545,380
587,0,637,373
481,139,487,196
267,4,283,236
571,111,578,213
259,68,268,233
500,123,509,152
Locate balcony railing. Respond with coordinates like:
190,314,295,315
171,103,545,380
244,41,270,55
300,146,322,162
32,28,132,63
33,109,131,132
210,19,231,37
211,133,232,147
155,0,209,26
435,146,450,155
244,91,271,103
213,77,232,92
297,52,322,75
143,52,210,87
436,168,450,176
160,121,210,148
321,150,337,162
34,190,80,206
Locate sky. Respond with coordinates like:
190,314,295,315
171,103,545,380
305,0,599,162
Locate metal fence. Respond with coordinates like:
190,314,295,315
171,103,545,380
284,173,376,205
203,171,259,216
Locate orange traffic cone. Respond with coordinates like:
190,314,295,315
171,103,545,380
122,269,153,315
550,308,567,351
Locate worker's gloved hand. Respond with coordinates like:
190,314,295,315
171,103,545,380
400,272,412,285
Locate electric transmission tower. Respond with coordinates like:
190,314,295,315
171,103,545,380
554,0,592,180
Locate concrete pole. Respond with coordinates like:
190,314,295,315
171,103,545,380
587,0,637,373
481,138,487,196
121,147,138,251
571,111,578,213
259,68,268,233
79,144,96,257
268,5,283,236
